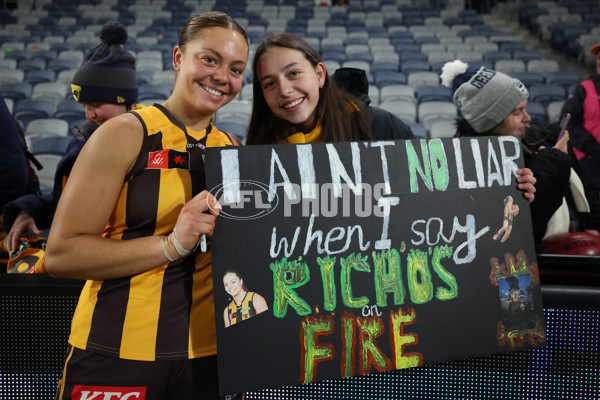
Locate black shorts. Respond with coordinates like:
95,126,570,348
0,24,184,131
55,346,238,400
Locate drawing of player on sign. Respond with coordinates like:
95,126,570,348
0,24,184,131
493,195,520,243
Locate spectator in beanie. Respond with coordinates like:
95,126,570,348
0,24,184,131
2,21,139,262
442,60,600,244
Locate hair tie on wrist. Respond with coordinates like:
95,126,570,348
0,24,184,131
161,236,175,262
172,227,193,257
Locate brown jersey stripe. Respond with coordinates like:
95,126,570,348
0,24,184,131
154,257,196,359
86,277,132,355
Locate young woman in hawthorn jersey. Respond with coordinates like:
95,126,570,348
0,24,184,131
45,12,248,399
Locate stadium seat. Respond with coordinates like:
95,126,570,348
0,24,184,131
379,84,416,104
428,119,457,138
151,70,175,87
342,60,371,73
370,62,399,75
417,101,458,131
528,84,566,108
527,59,559,75
33,153,62,189
0,69,24,85
483,50,512,64
374,71,407,88
346,52,373,63
47,59,77,73
0,58,17,70
0,82,32,104
407,71,440,90
54,99,85,126
58,50,84,65
214,121,248,143
513,72,545,88
416,85,453,103
13,98,55,129
136,71,152,86
512,49,542,62
31,82,69,107
525,101,548,123
214,100,252,125
544,71,581,92
400,59,430,74
5,50,31,62
322,50,345,64
378,99,417,123
494,59,527,75
26,118,70,147
55,69,78,85
18,58,46,72
138,84,172,102
406,121,427,138
546,100,565,123
24,70,56,85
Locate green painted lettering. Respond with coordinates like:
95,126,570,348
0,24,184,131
407,249,433,304
372,249,405,307
271,258,311,318
301,316,334,383
341,253,370,308
390,308,422,369
357,316,392,374
429,139,449,191
317,256,337,311
432,245,457,300
406,140,433,193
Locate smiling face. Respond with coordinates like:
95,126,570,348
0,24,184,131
223,272,243,298
257,46,326,132
173,27,248,117
491,99,531,138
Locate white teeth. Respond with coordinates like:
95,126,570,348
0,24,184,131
201,84,223,96
283,98,303,109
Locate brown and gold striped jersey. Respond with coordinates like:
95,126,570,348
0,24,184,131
68,104,235,361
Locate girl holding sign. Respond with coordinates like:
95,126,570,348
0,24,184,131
45,12,248,399
245,32,377,145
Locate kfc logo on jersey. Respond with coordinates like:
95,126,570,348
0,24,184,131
72,385,146,400
147,149,190,170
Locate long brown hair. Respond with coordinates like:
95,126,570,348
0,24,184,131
246,32,373,145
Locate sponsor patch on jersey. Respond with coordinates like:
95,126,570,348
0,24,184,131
147,149,190,170
72,385,147,400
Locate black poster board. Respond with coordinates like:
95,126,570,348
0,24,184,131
205,137,546,395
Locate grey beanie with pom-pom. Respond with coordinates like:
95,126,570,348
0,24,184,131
71,21,138,105
440,60,528,133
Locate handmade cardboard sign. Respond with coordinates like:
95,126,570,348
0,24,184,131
205,137,546,395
